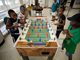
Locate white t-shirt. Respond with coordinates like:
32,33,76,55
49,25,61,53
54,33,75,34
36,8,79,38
18,13,25,20
52,12,57,16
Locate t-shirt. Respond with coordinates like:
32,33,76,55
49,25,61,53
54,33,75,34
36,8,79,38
18,13,25,20
63,25,80,54
18,12,26,28
58,14,66,28
9,18,17,27
27,6,32,11
51,2,59,12
8,18,19,35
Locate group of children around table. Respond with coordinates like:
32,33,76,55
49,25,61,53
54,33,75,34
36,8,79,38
4,0,80,60
51,0,80,60
6,5,28,42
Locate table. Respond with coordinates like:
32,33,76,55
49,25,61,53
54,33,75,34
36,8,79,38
14,17,59,60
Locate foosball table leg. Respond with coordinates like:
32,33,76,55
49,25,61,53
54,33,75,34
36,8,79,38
47,54,55,60
20,53,29,60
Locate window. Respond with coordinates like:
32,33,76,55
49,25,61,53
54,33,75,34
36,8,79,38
0,0,21,20
5,0,20,9
23,0,29,4
0,0,7,12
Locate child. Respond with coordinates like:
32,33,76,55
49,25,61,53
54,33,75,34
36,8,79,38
51,0,59,13
18,5,26,29
62,13,80,60
55,6,66,38
51,0,60,21
27,5,32,16
6,9,19,42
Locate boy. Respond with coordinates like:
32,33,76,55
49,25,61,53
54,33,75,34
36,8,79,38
51,0,59,20
6,9,19,42
62,13,80,60
51,0,59,13
27,5,32,16
55,6,66,38
18,5,26,29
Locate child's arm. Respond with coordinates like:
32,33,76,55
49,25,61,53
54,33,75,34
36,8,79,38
58,20,65,26
63,30,73,39
54,20,65,26
6,19,19,29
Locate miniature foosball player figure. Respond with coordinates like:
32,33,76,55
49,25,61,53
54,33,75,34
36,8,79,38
36,32,39,38
46,32,48,38
28,32,31,38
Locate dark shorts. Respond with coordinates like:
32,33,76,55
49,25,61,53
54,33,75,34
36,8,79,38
10,29,19,41
66,52,73,56
10,29,19,35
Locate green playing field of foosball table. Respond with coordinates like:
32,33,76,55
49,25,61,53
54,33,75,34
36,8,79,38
25,19,50,45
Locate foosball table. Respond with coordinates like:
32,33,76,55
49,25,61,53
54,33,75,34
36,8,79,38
14,17,59,60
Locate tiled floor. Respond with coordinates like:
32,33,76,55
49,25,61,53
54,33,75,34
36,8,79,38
0,7,80,60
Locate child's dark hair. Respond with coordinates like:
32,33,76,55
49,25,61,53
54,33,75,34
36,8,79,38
20,5,25,11
60,6,65,11
8,9,15,17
